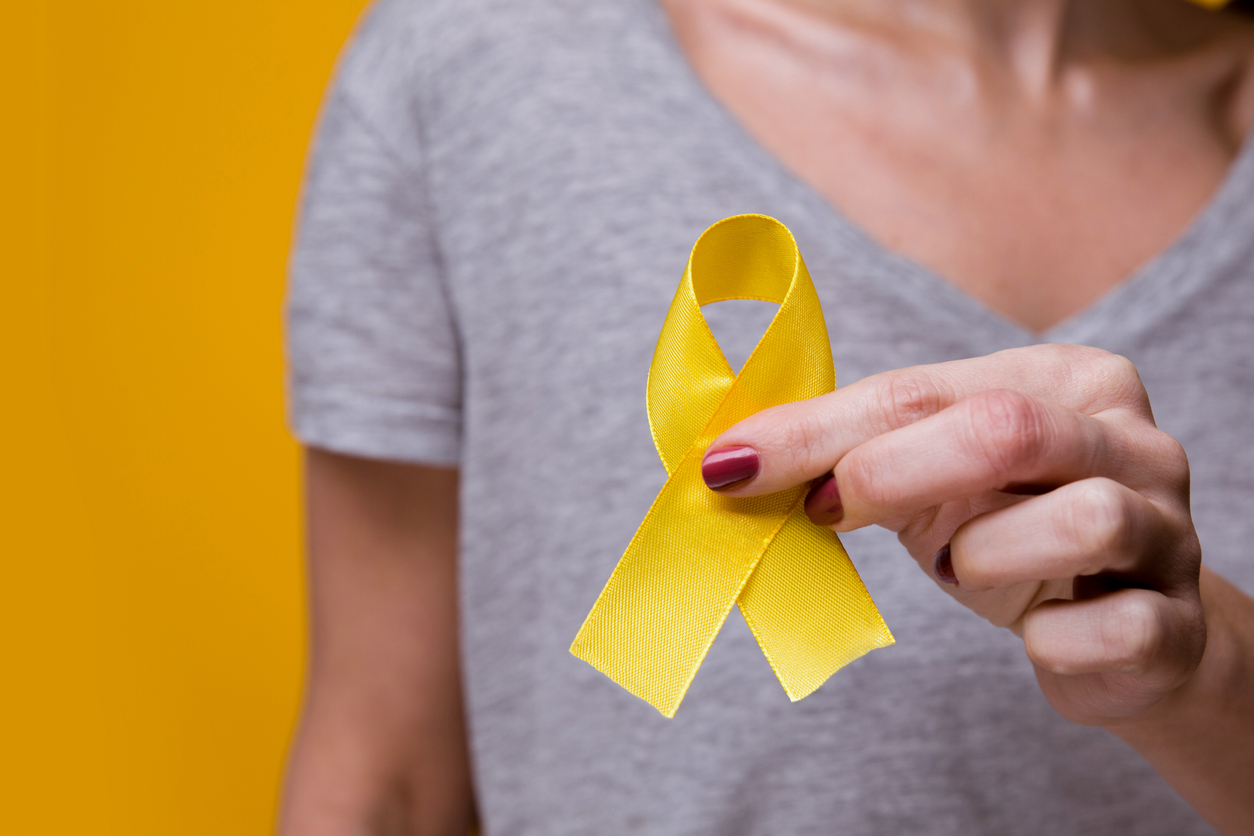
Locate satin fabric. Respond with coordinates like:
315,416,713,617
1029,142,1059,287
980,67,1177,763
571,215,894,717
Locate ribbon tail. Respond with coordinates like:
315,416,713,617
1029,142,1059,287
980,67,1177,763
738,507,895,701
570,457,800,717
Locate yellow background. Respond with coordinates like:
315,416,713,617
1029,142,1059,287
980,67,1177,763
3,1,369,832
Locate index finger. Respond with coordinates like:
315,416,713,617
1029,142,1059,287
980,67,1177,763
702,344,1149,497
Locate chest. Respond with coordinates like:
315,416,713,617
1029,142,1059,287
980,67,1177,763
664,9,1248,332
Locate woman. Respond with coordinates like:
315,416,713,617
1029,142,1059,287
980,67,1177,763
281,0,1254,833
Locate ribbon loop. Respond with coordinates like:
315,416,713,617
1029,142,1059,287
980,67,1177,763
572,215,893,717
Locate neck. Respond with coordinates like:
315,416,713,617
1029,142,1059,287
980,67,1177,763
704,0,1219,95
922,0,1074,93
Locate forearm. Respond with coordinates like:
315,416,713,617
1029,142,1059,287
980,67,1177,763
279,450,474,836
1108,567,1254,836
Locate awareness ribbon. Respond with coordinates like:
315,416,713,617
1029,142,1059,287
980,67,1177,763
571,214,894,717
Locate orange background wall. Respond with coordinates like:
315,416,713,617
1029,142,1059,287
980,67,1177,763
2,2,369,832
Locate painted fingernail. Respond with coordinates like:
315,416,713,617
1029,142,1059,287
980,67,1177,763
1001,482,1055,496
701,446,760,490
805,473,844,526
933,543,958,585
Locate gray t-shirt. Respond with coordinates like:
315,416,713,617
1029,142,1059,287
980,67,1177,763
285,1,1254,833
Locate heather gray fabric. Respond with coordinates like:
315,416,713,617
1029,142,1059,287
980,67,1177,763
284,1,1254,833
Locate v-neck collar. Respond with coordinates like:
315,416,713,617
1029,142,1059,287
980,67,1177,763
1044,135,1254,346
643,0,1254,351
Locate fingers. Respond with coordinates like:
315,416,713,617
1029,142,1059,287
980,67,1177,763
832,391,1128,528
706,345,1154,499
946,478,1178,591
1022,589,1204,689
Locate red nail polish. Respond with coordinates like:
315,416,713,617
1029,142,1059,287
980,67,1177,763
805,473,843,526
933,544,958,585
701,446,759,490
1001,482,1055,496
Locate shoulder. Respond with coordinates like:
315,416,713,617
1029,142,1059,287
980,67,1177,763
327,0,669,160
333,0,601,97
331,0,476,100
320,0,535,162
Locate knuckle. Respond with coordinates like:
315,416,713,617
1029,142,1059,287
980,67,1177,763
1062,479,1136,564
1088,348,1138,382
875,370,947,431
1039,345,1149,413
1091,351,1151,411
840,447,901,509
965,389,1048,476
1154,433,1191,493
757,405,830,477
1101,593,1163,673
1045,342,1101,367
1039,344,1106,382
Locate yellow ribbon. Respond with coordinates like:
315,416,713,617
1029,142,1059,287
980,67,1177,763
571,215,894,717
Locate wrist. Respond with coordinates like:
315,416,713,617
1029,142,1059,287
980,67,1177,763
1096,570,1254,835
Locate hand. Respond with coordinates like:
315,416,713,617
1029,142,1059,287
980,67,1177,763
704,344,1206,728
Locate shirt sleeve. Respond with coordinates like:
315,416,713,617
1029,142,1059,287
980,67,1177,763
284,70,461,466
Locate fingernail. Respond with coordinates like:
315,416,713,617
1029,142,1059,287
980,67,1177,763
933,543,958,585
805,473,844,526
701,446,759,490
1001,482,1054,496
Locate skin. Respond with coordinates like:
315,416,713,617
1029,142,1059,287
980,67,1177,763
281,1,1254,833
663,0,1254,331
707,346,1254,833
278,452,473,836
